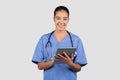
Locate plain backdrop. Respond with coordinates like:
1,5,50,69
0,0,120,80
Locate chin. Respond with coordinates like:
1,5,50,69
58,28,65,31
58,27,66,30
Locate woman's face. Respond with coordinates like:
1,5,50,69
54,10,69,31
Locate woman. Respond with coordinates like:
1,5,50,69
32,6,87,80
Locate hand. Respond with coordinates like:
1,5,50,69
55,52,81,72
38,59,54,70
56,52,74,65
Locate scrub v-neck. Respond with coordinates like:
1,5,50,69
53,33,69,43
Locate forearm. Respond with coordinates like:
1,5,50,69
56,53,81,72
37,60,54,70
67,61,81,72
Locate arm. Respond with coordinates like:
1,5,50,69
56,52,81,72
37,60,54,70
66,60,81,72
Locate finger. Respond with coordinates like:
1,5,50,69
55,54,66,62
55,55,60,59
71,53,74,60
63,52,70,59
57,54,66,60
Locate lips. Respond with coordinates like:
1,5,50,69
57,22,66,28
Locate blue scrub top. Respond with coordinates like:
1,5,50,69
32,31,87,80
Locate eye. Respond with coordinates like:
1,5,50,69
63,18,68,20
56,16,60,20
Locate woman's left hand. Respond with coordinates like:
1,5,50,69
55,52,74,65
56,52,81,72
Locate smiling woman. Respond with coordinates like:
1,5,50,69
54,6,69,31
32,5,87,80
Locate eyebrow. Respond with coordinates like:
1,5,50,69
63,17,69,19
55,16,69,18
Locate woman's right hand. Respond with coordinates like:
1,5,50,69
37,59,54,70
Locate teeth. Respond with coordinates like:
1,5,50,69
59,24,63,26
59,23,64,26
57,22,65,27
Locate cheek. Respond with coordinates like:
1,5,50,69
54,21,59,26
65,21,69,24
54,19,58,24
64,21,69,25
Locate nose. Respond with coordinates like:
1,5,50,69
59,21,64,24
60,19,64,23
59,18,64,22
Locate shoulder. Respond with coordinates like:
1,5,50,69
69,32,82,41
39,32,52,40
69,32,84,47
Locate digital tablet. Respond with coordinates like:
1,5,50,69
55,47,76,63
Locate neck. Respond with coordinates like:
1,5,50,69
54,30,67,35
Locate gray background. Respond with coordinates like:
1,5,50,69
0,0,120,80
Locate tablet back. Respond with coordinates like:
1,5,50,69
55,47,76,63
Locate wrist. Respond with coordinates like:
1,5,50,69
67,60,74,66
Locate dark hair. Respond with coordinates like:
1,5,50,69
54,6,69,17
